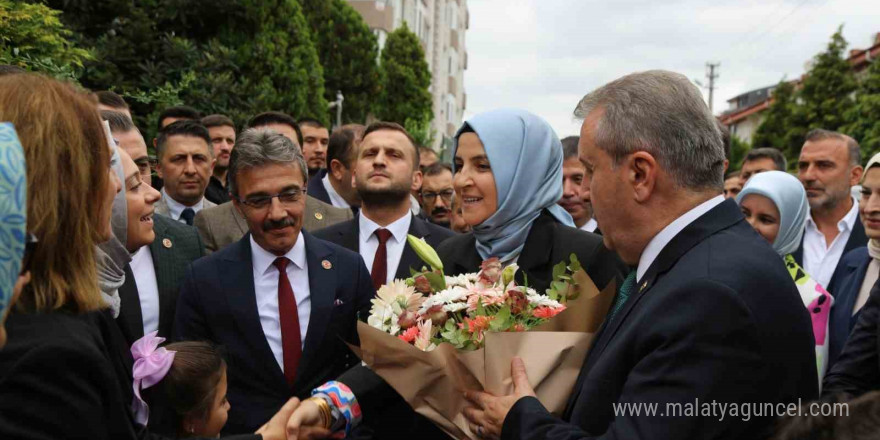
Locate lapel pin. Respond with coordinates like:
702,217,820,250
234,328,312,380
640,281,648,292
334,299,344,306
314,212,324,220
162,238,172,249
322,260,332,270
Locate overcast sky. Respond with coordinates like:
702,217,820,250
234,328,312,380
463,0,880,138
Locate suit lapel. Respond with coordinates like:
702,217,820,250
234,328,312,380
588,200,743,365
148,217,176,337
396,215,430,279
296,232,336,392
339,219,360,253
514,213,554,291
843,213,868,256
223,236,288,385
117,263,144,344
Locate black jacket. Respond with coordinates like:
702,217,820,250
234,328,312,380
501,200,818,440
337,211,626,439
823,278,880,398
437,210,624,293
173,231,374,434
117,214,206,345
792,212,868,291
0,309,257,440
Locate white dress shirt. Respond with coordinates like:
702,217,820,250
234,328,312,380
130,246,160,336
322,174,351,209
161,190,205,223
637,195,725,282
359,212,412,285
250,234,311,372
803,197,859,288
580,218,599,233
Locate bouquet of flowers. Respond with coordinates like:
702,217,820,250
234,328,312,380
368,239,581,352
352,235,616,439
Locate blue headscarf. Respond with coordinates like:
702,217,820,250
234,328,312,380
453,108,573,262
736,171,808,257
0,123,27,323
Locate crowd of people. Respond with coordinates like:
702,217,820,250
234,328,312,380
0,64,879,440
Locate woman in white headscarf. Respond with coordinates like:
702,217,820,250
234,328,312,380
737,170,833,381
436,108,626,294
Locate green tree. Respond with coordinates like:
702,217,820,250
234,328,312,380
843,57,880,158
405,116,436,148
35,0,328,131
727,135,750,172
0,0,91,79
301,0,379,124
375,24,433,126
790,26,858,153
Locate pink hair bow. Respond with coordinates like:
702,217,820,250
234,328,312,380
130,331,176,426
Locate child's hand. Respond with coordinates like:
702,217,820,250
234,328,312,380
256,397,300,440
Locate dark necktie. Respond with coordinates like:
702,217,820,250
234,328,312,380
273,258,302,387
371,228,393,290
608,270,637,321
180,207,195,226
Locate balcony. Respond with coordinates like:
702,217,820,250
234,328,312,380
450,29,460,51
348,0,394,33
447,123,457,136
448,75,458,95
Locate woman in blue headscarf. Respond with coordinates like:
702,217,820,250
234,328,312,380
436,108,625,293
736,171,833,382
0,123,29,350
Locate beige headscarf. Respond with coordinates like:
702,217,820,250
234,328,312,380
862,152,880,261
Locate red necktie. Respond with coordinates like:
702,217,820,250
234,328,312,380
371,229,393,290
273,258,302,387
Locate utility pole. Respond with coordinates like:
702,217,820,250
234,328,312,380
705,62,720,113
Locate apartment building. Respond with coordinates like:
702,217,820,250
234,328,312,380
347,0,469,152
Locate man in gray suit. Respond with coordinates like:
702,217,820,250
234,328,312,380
194,196,351,254
154,120,217,225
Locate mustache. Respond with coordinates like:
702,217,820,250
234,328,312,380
431,207,450,216
262,217,296,231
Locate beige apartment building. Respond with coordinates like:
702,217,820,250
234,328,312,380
347,0,468,152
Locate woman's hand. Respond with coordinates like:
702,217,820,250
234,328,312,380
463,357,536,439
286,398,337,440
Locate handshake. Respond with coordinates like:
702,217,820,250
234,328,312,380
255,397,341,440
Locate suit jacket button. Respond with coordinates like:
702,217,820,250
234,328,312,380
314,212,323,220
163,238,172,249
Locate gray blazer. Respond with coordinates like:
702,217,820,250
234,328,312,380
154,195,217,220
193,195,352,254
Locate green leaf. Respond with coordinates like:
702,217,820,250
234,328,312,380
489,305,511,332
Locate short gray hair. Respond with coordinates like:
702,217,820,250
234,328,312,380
574,70,725,191
228,128,308,197
804,129,861,166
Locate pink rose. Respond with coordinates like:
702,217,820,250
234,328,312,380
479,257,503,284
413,275,433,294
398,310,419,329
506,288,528,315
425,304,449,326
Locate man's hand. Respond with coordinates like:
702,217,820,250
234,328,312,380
256,398,300,440
463,357,536,439
286,398,338,440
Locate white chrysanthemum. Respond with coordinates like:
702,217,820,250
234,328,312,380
445,272,480,287
443,303,469,313
367,304,400,334
418,285,470,314
527,294,564,309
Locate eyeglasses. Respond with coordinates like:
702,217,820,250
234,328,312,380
421,189,454,202
239,188,304,210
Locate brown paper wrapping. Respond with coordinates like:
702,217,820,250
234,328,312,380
354,271,617,439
